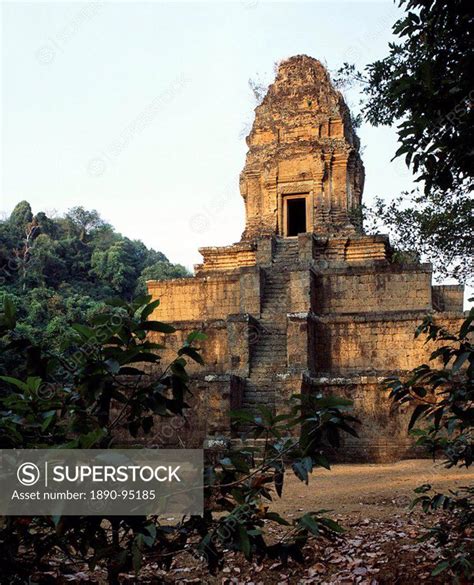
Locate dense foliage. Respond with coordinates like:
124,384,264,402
0,295,358,582
386,306,473,580
338,0,473,282
0,201,189,349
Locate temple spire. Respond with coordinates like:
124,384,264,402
240,55,365,240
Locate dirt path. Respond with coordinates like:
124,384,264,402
167,460,473,584
27,460,474,583
271,459,474,521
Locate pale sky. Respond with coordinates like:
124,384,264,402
0,1,427,271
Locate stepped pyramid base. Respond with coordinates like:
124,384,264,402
145,55,464,462
146,231,464,462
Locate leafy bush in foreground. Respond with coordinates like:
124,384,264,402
0,294,357,583
386,305,473,582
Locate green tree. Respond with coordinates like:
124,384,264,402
65,206,108,241
35,211,61,239
0,295,357,583
24,234,67,288
90,238,143,298
9,200,33,232
386,307,473,580
338,0,473,281
136,260,190,295
0,202,190,346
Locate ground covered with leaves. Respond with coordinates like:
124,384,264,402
23,459,473,584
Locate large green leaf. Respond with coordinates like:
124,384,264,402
0,376,29,392
186,331,207,344
140,298,160,321
138,321,176,334
178,346,204,365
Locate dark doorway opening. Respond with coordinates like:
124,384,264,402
287,198,306,236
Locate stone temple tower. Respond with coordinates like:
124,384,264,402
240,55,364,239
148,55,464,462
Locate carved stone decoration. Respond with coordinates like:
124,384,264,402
146,54,464,463
240,55,365,240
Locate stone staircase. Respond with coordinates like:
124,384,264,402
272,238,299,266
241,239,296,419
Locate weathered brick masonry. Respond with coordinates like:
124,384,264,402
147,55,464,462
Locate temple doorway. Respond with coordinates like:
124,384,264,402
284,196,307,236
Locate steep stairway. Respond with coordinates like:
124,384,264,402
241,239,296,419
